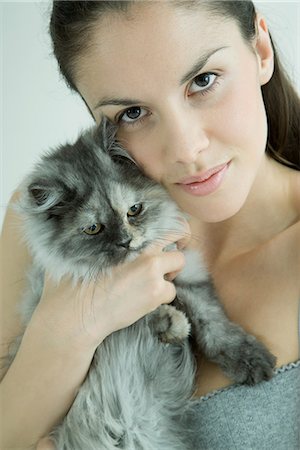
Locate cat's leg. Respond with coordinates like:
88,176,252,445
147,305,191,343
175,281,276,385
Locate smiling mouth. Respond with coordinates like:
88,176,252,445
177,162,229,185
176,161,231,197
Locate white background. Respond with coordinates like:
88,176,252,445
1,0,300,229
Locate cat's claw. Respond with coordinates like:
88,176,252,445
151,305,191,343
217,335,277,385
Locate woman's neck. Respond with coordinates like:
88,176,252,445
190,156,299,270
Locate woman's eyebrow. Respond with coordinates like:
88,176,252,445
180,46,228,84
94,97,143,109
94,46,228,110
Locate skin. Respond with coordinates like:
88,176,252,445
1,3,299,449
77,3,300,394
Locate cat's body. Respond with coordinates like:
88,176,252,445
11,120,276,449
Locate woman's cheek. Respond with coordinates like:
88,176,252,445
119,131,164,182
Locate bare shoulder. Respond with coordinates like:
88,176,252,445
287,168,300,291
290,168,300,261
294,219,300,289
292,167,300,208
0,190,32,371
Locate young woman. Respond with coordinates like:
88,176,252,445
1,1,299,448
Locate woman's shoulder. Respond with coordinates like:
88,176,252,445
0,190,32,374
290,168,300,265
292,164,300,207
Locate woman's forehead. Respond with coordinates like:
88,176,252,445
76,3,239,108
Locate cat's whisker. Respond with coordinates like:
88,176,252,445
78,265,104,334
145,228,204,245
149,228,203,248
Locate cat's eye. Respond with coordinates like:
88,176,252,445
82,223,103,235
127,203,143,217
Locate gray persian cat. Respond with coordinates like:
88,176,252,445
12,119,276,450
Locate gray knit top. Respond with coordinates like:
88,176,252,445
189,360,300,449
189,306,300,450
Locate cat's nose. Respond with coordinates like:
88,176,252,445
117,238,132,249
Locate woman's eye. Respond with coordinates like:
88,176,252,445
82,223,103,235
189,72,217,95
127,203,143,217
119,106,147,124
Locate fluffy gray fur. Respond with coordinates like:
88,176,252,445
10,119,276,449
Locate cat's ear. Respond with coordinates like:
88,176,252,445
94,116,118,152
28,181,66,213
94,116,137,166
108,145,137,166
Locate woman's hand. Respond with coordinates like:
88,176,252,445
29,222,191,354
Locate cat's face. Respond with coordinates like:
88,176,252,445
20,122,184,277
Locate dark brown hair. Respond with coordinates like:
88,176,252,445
50,0,300,169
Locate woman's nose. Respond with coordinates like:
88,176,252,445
162,110,209,164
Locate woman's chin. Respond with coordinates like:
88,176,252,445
174,193,247,224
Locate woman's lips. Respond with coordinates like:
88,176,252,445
176,162,230,196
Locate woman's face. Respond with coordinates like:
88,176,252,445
76,3,273,222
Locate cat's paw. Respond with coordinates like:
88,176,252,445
219,335,277,385
153,305,191,343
